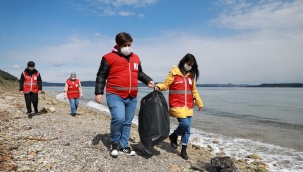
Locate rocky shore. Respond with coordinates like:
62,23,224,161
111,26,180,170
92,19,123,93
0,88,270,172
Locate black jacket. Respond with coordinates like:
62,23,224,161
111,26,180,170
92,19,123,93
95,53,153,95
19,68,43,91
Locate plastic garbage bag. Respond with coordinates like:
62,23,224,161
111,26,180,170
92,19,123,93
138,90,170,153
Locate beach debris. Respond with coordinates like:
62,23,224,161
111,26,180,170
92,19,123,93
28,151,37,156
210,156,238,172
63,143,70,146
44,164,53,169
48,107,56,112
192,144,201,149
169,164,180,172
252,161,269,168
42,107,56,113
213,140,220,144
190,160,209,171
247,152,263,160
20,136,58,141
192,137,200,142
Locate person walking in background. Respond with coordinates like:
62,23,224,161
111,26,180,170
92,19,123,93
19,61,42,118
95,32,155,157
64,72,83,117
155,53,203,160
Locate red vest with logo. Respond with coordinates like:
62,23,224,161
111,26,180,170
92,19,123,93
169,75,194,108
104,52,140,98
66,79,80,99
23,72,39,93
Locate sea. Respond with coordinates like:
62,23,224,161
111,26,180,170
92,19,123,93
43,86,303,172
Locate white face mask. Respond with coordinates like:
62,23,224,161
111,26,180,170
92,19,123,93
28,67,35,71
120,47,132,56
184,63,192,71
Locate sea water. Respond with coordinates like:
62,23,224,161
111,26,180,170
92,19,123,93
43,86,303,171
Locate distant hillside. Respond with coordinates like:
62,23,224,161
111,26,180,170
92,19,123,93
0,70,19,81
43,81,96,87
248,83,303,87
42,82,66,87
0,70,19,91
196,83,250,87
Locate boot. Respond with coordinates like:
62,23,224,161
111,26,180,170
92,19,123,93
169,132,178,149
180,145,188,160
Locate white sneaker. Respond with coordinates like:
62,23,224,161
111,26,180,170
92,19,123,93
110,143,119,157
111,149,118,157
119,147,136,156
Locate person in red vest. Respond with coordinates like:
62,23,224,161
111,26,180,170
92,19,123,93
64,72,83,116
155,53,203,160
95,32,155,157
19,61,42,118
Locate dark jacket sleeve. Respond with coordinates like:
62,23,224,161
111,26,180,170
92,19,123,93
19,72,24,91
95,57,110,95
37,72,42,90
138,62,153,85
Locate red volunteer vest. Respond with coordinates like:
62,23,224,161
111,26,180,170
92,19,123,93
66,79,80,99
104,52,140,98
23,71,39,93
169,75,194,108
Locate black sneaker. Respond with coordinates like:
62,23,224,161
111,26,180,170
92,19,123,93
26,112,32,118
119,147,135,156
169,132,178,149
109,142,119,157
144,150,153,158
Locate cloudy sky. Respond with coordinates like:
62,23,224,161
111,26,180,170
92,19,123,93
1,0,302,84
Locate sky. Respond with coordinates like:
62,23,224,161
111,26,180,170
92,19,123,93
1,0,303,85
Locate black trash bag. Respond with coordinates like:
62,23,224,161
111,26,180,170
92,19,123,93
138,90,170,153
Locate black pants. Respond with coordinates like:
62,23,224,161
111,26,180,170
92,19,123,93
24,92,39,113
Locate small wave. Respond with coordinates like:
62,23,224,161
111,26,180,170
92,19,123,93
55,93,69,103
188,128,303,172
86,101,110,114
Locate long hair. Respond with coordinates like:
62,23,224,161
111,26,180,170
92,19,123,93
178,53,200,81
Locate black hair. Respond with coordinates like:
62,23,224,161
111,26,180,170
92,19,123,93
115,32,133,46
178,53,200,81
27,61,35,67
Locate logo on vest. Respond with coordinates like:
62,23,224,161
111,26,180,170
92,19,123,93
175,81,183,84
188,78,192,85
134,63,138,70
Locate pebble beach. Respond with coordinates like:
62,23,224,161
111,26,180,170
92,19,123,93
0,87,270,172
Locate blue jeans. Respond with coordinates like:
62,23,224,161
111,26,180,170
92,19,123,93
106,93,137,148
69,98,79,114
175,116,192,145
